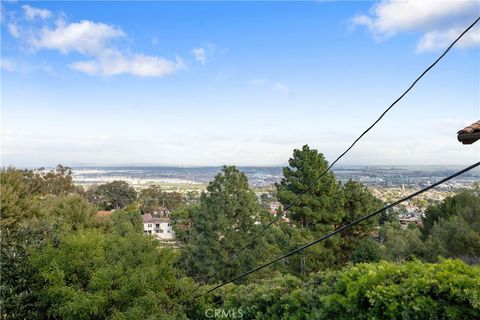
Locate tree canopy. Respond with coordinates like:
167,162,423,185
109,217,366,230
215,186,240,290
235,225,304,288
86,181,137,210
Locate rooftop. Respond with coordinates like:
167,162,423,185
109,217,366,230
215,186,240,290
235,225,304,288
457,121,480,145
142,213,171,223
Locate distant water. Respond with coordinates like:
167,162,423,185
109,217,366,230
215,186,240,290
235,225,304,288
72,165,480,188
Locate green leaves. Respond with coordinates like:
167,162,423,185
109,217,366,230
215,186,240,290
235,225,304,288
29,229,190,320
178,166,270,283
207,259,480,320
86,181,137,210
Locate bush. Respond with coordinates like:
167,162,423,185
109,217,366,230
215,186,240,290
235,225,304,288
210,259,480,320
350,237,382,264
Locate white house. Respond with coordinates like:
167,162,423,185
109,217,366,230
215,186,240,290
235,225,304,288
142,213,175,241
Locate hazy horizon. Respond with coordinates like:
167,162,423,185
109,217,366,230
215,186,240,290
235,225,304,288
2,1,479,167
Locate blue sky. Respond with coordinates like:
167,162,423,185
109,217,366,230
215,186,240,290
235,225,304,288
1,1,479,167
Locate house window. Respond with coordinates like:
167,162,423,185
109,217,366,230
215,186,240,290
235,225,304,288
148,224,152,228
156,224,160,228
148,230,152,234
167,230,171,233
168,223,171,226
156,230,160,233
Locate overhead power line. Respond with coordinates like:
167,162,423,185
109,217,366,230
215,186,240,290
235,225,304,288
200,15,480,285
204,161,480,295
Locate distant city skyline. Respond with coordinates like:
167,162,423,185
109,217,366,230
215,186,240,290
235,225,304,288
2,1,479,167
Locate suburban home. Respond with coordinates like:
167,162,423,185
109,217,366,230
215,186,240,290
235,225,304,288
142,210,175,241
457,120,480,144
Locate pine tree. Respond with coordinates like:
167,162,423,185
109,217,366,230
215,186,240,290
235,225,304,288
340,180,383,263
276,145,344,275
179,166,268,283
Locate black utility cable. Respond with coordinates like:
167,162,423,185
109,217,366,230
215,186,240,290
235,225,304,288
200,15,480,286
204,161,480,294
168,16,480,309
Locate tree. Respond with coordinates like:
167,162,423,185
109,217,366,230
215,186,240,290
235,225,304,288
339,180,383,263
38,194,97,231
34,165,77,196
1,165,81,229
421,191,480,240
178,166,269,283
424,216,480,263
207,259,480,320
29,229,192,320
421,190,480,263
276,145,344,274
110,209,144,236
350,237,382,264
0,222,56,320
138,185,183,213
171,205,196,244
381,222,425,262
0,168,40,228
86,181,137,210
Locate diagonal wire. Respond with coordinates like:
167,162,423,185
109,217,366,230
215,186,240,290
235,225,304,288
167,16,480,309
198,15,480,287
203,161,480,295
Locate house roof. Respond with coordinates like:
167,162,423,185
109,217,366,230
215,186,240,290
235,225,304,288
142,213,171,223
457,121,480,145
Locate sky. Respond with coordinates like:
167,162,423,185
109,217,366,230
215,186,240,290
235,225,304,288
1,0,479,167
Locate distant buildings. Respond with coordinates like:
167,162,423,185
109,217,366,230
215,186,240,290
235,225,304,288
142,207,175,241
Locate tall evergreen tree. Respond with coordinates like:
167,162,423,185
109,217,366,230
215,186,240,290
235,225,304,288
276,145,344,275
178,166,268,283
340,180,383,263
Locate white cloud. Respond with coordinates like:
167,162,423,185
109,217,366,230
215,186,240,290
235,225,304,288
191,43,217,65
22,4,51,20
272,83,291,96
1,58,17,72
69,60,98,75
8,23,20,38
70,53,185,77
31,20,125,55
352,0,480,51
4,7,185,77
191,47,207,65
417,25,480,52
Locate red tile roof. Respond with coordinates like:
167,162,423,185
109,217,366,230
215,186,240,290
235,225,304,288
457,121,480,145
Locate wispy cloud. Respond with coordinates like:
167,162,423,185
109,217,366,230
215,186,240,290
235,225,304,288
191,47,206,65
69,53,185,77
351,0,480,52
22,4,51,20
1,58,17,72
249,78,267,86
5,5,185,77
272,82,291,96
249,78,292,96
191,43,216,65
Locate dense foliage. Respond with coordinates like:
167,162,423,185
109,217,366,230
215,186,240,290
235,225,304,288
206,259,480,320
177,166,272,283
138,185,183,212
86,180,137,210
2,150,480,319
